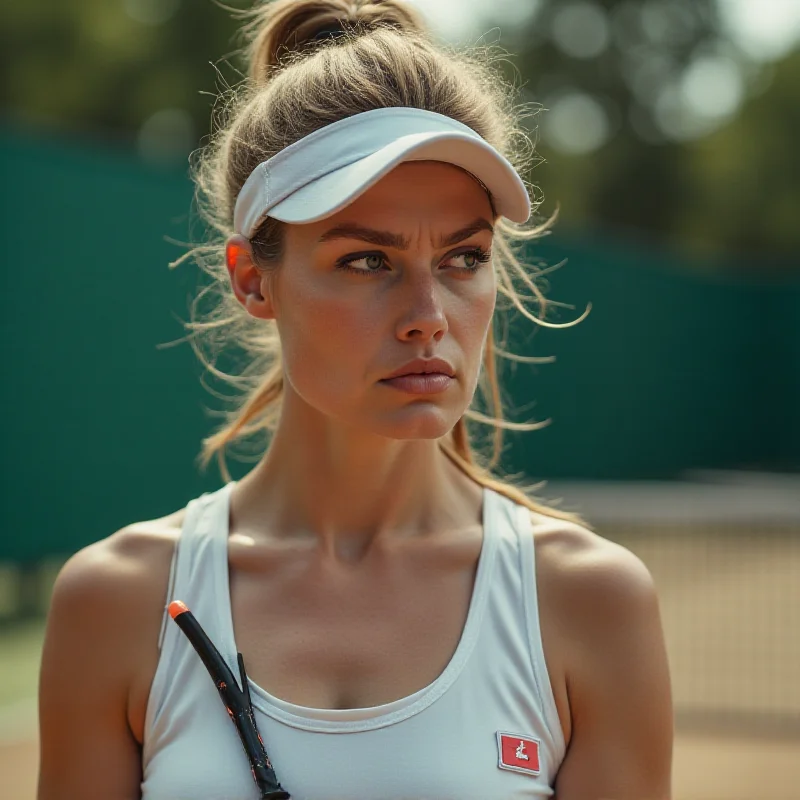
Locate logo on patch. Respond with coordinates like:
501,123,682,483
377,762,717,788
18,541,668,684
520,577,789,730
496,731,541,776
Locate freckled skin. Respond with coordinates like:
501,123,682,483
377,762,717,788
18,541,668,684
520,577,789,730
222,160,498,542
268,161,497,440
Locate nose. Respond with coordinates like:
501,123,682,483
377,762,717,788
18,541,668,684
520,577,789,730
394,272,448,343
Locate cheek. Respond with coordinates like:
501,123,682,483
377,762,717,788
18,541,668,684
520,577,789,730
451,279,496,392
453,277,496,346
276,275,382,397
276,266,496,408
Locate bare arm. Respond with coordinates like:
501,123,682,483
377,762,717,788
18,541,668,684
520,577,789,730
38,528,167,800
552,536,674,800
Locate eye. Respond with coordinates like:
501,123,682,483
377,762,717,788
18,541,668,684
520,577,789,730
447,247,493,272
335,247,492,277
336,253,387,275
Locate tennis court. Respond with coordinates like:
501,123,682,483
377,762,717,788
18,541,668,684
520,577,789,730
2,473,799,799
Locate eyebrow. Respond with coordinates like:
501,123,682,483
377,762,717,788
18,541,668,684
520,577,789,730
317,218,495,250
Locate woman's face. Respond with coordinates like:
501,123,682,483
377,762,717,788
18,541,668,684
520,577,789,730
268,161,497,440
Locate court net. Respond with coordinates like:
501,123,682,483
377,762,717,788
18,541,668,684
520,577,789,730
543,470,800,738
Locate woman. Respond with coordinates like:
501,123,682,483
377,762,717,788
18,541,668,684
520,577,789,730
37,1,673,798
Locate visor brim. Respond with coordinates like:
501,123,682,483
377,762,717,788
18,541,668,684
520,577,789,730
267,131,531,225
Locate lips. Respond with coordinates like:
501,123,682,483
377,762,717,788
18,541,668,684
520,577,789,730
382,357,456,381
380,373,454,395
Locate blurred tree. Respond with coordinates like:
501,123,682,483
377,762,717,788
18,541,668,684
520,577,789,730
499,0,798,269
0,0,797,271
676,49,800,263
0,0,238,144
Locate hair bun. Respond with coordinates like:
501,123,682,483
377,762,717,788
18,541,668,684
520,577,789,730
243,0,428,84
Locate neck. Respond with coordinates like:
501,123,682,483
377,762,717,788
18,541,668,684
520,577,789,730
228,400,482,563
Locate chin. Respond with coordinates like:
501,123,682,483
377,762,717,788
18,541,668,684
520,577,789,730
369,404,460,441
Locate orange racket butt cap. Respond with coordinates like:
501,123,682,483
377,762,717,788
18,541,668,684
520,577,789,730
168,600,190,619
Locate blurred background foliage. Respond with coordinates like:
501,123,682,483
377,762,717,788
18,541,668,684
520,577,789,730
1,0,798,273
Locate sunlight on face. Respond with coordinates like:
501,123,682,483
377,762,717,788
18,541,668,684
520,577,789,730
273,161,497,440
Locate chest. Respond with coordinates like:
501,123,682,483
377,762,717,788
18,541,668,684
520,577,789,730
228,532,484,710
144,709,558,800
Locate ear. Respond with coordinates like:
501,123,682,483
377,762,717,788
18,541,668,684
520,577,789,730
225,235,276,320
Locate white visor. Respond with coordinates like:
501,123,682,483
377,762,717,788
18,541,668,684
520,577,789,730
233,107,531,236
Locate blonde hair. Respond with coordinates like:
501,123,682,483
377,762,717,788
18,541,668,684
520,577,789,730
173,0,593,529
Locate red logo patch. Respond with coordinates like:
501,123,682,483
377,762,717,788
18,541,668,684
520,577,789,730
496,731,541,776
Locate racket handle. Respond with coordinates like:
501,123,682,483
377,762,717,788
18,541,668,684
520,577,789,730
169,601,291,798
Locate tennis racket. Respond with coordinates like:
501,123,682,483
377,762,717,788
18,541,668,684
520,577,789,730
169,600,290,799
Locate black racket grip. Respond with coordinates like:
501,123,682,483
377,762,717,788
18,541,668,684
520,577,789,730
169,602,290,798
236,654,290,799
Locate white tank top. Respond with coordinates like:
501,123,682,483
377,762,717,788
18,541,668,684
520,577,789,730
141,482,567,799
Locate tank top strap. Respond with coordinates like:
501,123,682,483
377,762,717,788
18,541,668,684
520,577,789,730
144,483,234,761
156,490,208,649
155,485,232,648
514,502,567,757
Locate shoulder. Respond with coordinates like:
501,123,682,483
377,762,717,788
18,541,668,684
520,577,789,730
528,510,659,637
51,508,186,621
527,512,673,796
43,507,190,741
46,508,187,682
526,509,664,705
38,509,190,791
526,509,668,713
